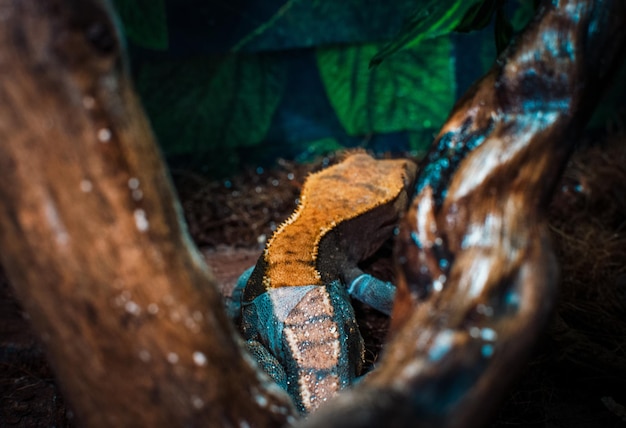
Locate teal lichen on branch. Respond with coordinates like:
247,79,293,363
303,1,626,427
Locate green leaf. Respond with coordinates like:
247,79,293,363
494,4,514,55
510,0,538,33
137,54,286,157
112,0,168,50
455,0,497,33
318,37,455,136
370,0,484,67
229,0,419,52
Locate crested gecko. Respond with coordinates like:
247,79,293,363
231,152,416,413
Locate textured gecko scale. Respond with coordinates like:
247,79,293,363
238,152,416,413
247,152,416,294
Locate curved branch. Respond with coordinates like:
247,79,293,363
303,0,626,427
0,1,295,426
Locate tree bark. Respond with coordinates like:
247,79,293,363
303,0,626,427
0,1,295,426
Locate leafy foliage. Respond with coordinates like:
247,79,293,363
136,54,286,162
230,0,418,52
370,0,484,67
318,38,455,137
494,4,514,54
112,0,168,50
371,0,539,66
454,0,497,33
111,0,558,176
510,0,538,32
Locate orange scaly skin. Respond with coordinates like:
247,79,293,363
263,152,415,288
238,152,416,413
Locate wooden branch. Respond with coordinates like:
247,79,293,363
0,1,295,426
303,0,626,427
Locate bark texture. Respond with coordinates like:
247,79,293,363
303,0,626,427
0,1,295,426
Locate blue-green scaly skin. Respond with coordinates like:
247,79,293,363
231,266,395,413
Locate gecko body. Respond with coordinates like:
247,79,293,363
234,153,416,412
